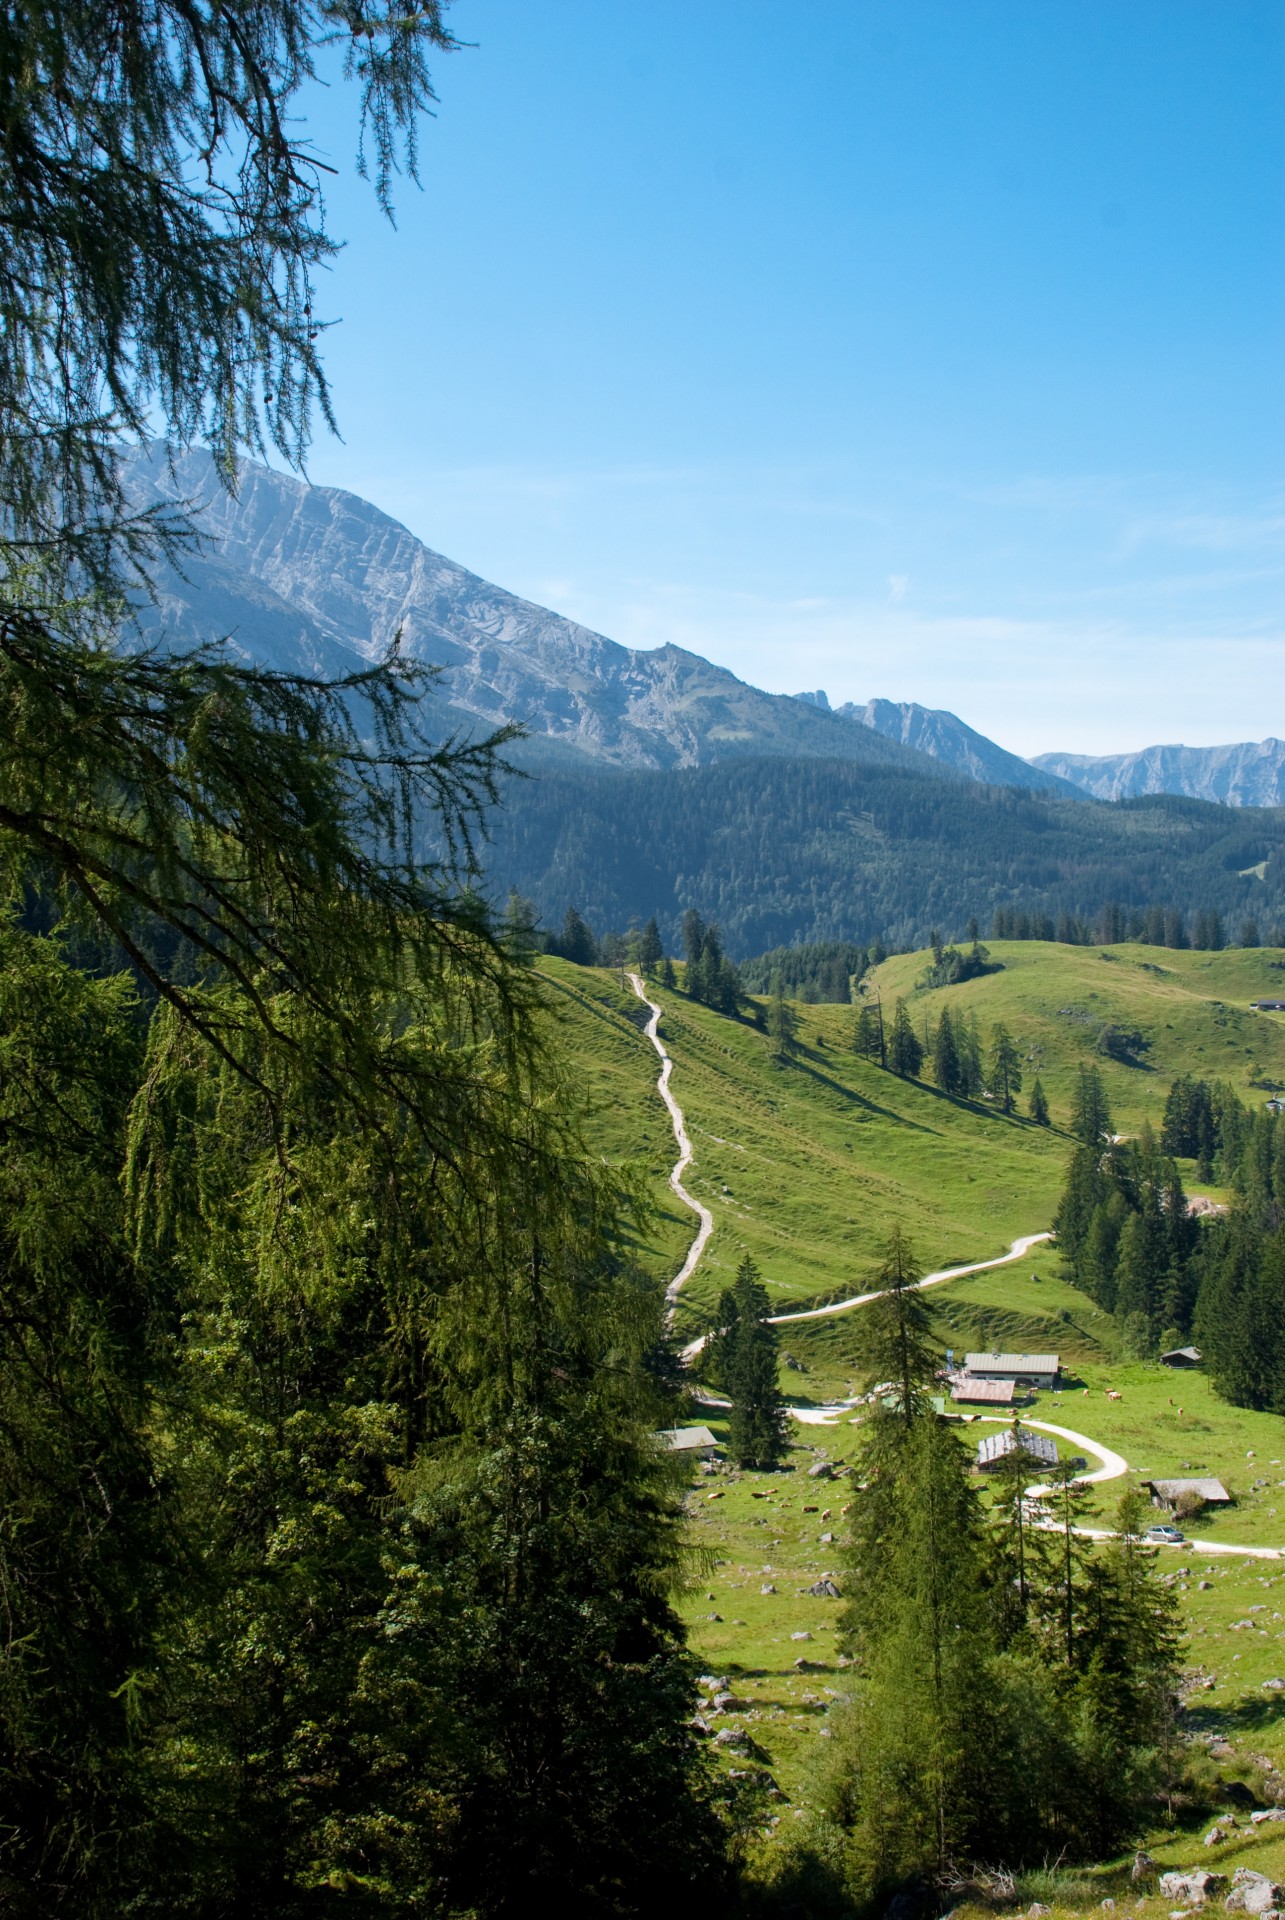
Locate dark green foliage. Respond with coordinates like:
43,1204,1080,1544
556,904,599,965
932,1007,963,1095
852,998,885,1066
983,1021,1021,1113
739,940,865,1002
851,1227,938,1425
766,976,799,1063
918,938,1000,988
830,1413,1182,1897
483,755,1285,957
1070,1062,1114,1146
711,1258,786,1470
639,914,664,972
683,917,742,1015
887,997,922,1077
1028,1074,1051,1125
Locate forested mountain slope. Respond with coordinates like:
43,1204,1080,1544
486,757,1285,955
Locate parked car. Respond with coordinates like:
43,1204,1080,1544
1144,1523,1185,1544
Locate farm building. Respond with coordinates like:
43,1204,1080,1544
655,1425,719,1459
1252,1001,1285,1013
1159,1346,1203,1368
950,1376,1017,1406
1143,1476,1231,1513
977,1427,1060,1473
964,1351,1060,1390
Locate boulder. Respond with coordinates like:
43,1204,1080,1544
1027,1905,1051,1916
790,1630,812,1642
714,1726,750,1749
1250,1810,1285,1826
1263,1679,1285,1692
1161,1871,1227,1904
808,1461,834,1479
1227,1871,1283,1916
761,1583,777,1595
1205,1829,1229,1848
1133,1851,1158,1882
809,1578,841,1598
713,1692,748,1712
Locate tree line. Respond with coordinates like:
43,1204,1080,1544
852,995,1049,1121
483,752,1285,958
992,901,1274,950
1055,1067,1285,1406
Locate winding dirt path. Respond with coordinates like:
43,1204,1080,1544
627,973,714,1303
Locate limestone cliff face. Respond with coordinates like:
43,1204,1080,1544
122,445,935,776
1030,740,1285,808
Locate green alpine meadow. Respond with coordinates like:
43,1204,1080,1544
1,4,1282,1917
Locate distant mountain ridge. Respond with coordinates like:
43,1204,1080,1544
1030,740,1285,808
792,692,1080,797
121,446,950,781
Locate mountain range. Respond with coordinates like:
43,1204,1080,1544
123,446,1283,811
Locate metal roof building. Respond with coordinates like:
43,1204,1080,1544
965,1352,1060,1387
977,1427,1060,1473
950,1376,1017,1405
655,1425,719,1457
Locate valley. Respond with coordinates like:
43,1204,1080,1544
541,937,1285,1883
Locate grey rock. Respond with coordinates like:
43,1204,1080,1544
1251,1810,1285,1825
1205,1828,1229,1847
790,1630,812,1642
1031,738,1285,807
809,1578,841,1598
1134,1852,1158,1882
760,1583,777,1595
1160,1871,1226,1904
807,1461,834,1479
121,446,962,782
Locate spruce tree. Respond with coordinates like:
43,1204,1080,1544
717,1257,787,1469
887,997,923,1077
767,975,798,1062
989,1022,1023,1114
933,1008,962,1095
1028,1075,1050,1126
638,915,664,974
1070,1062,1114,1146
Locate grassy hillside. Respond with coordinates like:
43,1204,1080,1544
538,956,1069,1331
863,938,1285,1136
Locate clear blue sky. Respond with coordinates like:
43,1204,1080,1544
297,0,1285,757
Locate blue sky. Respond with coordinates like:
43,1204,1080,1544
296,0,1285,756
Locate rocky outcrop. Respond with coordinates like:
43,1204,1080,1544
1031,739,1285,808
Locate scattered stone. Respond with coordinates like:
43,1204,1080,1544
790,1630,812,1642
1134,1851,1158,1882
698,1674,728,1691
1028,1905,1051,1916
1160,1871,1226,1904
1251,1811,1285,1825
1200,1580,1214,1590
713,1692,748,1711
807,1461,834,1479
1262,1679,1285,1692
794,1656,818,1671
714,1727,750,1749
1211,1742,1236,1759
809,1578,841,1598
820,1531,835,1544
706,1612,723,1622
1226,1872,1283,1915
1205,1827,1229,1847
761,1583,777,1595
1103,1900,1116,1910
730,1618,747,1626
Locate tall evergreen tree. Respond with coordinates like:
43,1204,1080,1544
1028,1075,1050,1126
638,915,664,974
933,1008,963,1096
1070,1062,1114,1147
767,975,799,1063
713,1258,787,1469
988,1022,1023,1113
887,998,923,1077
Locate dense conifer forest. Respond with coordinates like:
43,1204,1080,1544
483,756,1285,956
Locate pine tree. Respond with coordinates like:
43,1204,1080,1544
658,955,676,990
767,975,798,1063
853,1001,884,1065
1070,1061,1114,1146
988,1022,1023,1113
933,1008,962,1096
887,998,923,1077
559,905,598,966
717,1258,786,1468
638,916,663,974
1028,1076,1050,1126
853,1227,937,1424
